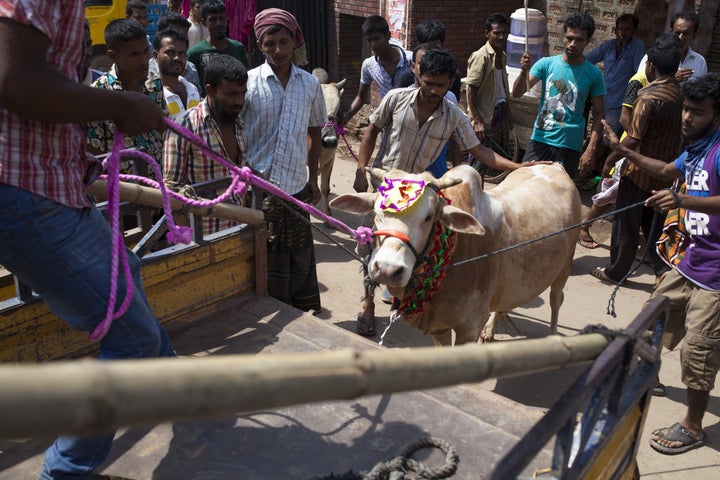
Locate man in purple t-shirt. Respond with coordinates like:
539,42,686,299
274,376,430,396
602,73,720,456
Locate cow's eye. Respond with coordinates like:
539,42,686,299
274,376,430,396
424,214,432,223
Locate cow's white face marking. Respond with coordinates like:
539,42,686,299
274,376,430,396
370,183,440,287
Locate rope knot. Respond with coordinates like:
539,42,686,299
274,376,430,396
354,226,374,244
167,226,194,245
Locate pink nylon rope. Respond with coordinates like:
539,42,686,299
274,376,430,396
92,120,372,341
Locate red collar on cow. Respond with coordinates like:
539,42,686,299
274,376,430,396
397,222,457,322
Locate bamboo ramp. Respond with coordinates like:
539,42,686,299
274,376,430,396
0,294,595,479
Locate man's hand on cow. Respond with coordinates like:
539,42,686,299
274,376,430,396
521,160,553,168
354,168,369,192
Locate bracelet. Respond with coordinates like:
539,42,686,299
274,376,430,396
665,188,682,208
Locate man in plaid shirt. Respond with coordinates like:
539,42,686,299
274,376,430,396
163,54,248,235
0,1,175,478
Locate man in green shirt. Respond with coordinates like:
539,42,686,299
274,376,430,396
187,0,249,95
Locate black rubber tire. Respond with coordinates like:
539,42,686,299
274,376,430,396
471,129,521,184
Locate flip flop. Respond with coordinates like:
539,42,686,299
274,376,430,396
356,313,376,337
590,267,619,285
652,383,667,397
577,230,599,249
650,422,705,455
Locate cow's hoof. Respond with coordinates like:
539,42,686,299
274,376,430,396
356,313,376,337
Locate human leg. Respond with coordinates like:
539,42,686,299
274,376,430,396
0,185,175,477
640,207,671,278
356,211,377,336
578,204,603,248
263,187,321,312
604,178,645,281
650,278,720,454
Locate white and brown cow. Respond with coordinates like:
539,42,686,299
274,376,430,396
330,164,581,346
312,68,346,215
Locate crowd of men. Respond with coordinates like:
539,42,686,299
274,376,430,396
1,0,720,477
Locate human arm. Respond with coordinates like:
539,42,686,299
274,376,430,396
601,136,639,177
602,120,682,181
448,139,464,166
355,122,381,192
465,51,487,140
511,53,538,98
338,83,370,128
646,188,720,215
619,104,633,133
0,18,165,134
578,95,605,176
307,126,322,203
466,85,486,141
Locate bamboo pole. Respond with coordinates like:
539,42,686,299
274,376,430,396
524,0,530,94
89,179,265,226
0,333,609,439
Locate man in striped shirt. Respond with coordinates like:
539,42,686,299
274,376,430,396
591,38,684,286
242,8,326,314
164,54,247,235
0,1,175,478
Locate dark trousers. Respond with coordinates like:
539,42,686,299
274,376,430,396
606,177,669,281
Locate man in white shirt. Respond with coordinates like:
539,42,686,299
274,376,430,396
636,11,707,82
149,11,201,92
187,0,209,49
153,28,201,120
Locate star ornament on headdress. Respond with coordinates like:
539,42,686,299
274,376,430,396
377,178,427,212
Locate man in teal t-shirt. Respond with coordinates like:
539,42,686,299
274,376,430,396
512,12,606,178
187,0,249,95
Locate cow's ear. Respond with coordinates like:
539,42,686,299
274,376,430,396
329,193,377,215
440,205,485,235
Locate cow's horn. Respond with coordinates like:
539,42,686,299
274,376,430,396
335,78,347,89
366,167,387,182
433,177,463,190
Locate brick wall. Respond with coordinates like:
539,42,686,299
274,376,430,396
328,0,536,110
328,1,380,110
409,0,527,75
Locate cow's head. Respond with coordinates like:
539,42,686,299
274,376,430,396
331,168,485,288
318,78,346,149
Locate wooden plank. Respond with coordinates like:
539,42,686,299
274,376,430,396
0,228,259,363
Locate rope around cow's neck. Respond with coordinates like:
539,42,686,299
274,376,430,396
326,121,361,163
93,119,373,342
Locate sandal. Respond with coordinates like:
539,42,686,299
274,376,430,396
652,383,667,397
356,313,376,337
590,267,619,285
577,230,599,249
650,422,705,455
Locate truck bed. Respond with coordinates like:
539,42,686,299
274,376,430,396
0,294,583,479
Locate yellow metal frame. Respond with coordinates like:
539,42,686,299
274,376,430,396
85,1,128,52
0,225,265,363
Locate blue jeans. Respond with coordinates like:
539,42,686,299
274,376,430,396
0,184,175,479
